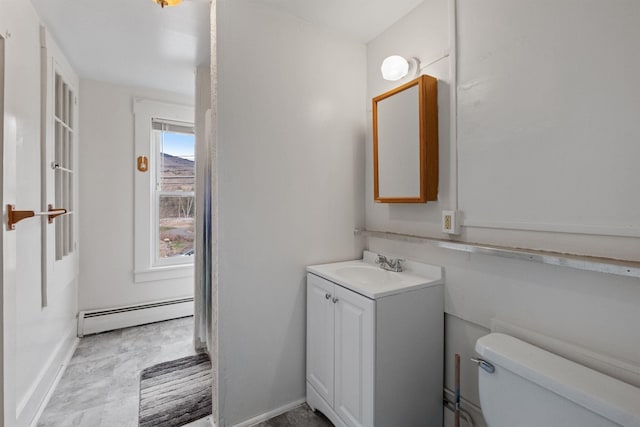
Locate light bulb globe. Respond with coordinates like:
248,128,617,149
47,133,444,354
381,55,409,81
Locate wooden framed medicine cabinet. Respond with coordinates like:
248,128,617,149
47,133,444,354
373,74,438,203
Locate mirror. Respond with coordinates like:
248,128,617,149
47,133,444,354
373,75,438,203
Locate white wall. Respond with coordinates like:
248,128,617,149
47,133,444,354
78,79,194,310
366,0,451,237
457,0,640,253
369,237,640,427
368,0,640,262
455,0,640,261
1,1,78,425
365,1,640,426
216,0,366,424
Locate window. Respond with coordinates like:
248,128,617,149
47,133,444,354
134,99,195,283
152,120,195,264
53,72,75,260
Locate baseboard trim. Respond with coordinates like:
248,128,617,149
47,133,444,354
28,334,78,427
17,325,78,427
78,297,194,336
231,398,306,427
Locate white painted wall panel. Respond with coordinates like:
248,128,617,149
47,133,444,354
365,2,640,426
457,0,640,239
365,0,453,237
444,314,489,427
78,80,194,310
366,0,449,102
369,236,640,426
217,1,366,424
365,0,640,260
0,1,79,424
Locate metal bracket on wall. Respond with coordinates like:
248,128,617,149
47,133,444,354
358,229,640,279
7,204,66,230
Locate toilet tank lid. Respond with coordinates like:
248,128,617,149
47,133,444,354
476,333,640,427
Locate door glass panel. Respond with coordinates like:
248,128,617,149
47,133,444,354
53,72,75,260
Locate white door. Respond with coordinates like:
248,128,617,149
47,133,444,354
1,31,17,427
1,25,79,426
307,274,335,406
334,286,375,427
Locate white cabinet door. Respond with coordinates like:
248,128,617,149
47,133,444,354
307,274,335,406
334,286,375,427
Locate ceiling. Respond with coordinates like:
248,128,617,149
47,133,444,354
31,0,211,97
30,0,423,97
262,0,424,43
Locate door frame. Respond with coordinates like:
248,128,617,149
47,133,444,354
1,31,18,427
0,32,6,426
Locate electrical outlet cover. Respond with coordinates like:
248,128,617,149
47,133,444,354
442,210,459,234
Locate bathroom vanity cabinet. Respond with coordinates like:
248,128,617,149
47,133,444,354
306,255,444,427
307,273,375,427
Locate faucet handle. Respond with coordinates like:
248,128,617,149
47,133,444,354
393,258,405,272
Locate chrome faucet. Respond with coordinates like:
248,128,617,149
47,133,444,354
375,254,404,272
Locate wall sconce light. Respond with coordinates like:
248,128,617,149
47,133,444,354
380,55,421,81
153,0,182,8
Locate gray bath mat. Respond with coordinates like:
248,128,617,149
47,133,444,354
139,353,212,427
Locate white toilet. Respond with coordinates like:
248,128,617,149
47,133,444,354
475,333,640,427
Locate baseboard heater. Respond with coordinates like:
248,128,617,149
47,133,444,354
77,297,194,337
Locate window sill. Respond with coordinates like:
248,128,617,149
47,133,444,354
134,264,194,283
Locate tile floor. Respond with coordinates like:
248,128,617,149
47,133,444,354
253,405,333,427
37,316,329,427
37,316,208,427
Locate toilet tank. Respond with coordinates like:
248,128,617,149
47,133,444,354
475,333,640,427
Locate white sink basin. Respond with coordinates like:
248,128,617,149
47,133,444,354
307,252,443,299
334,265,405,287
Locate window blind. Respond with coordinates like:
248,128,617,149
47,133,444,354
152,118,194,134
